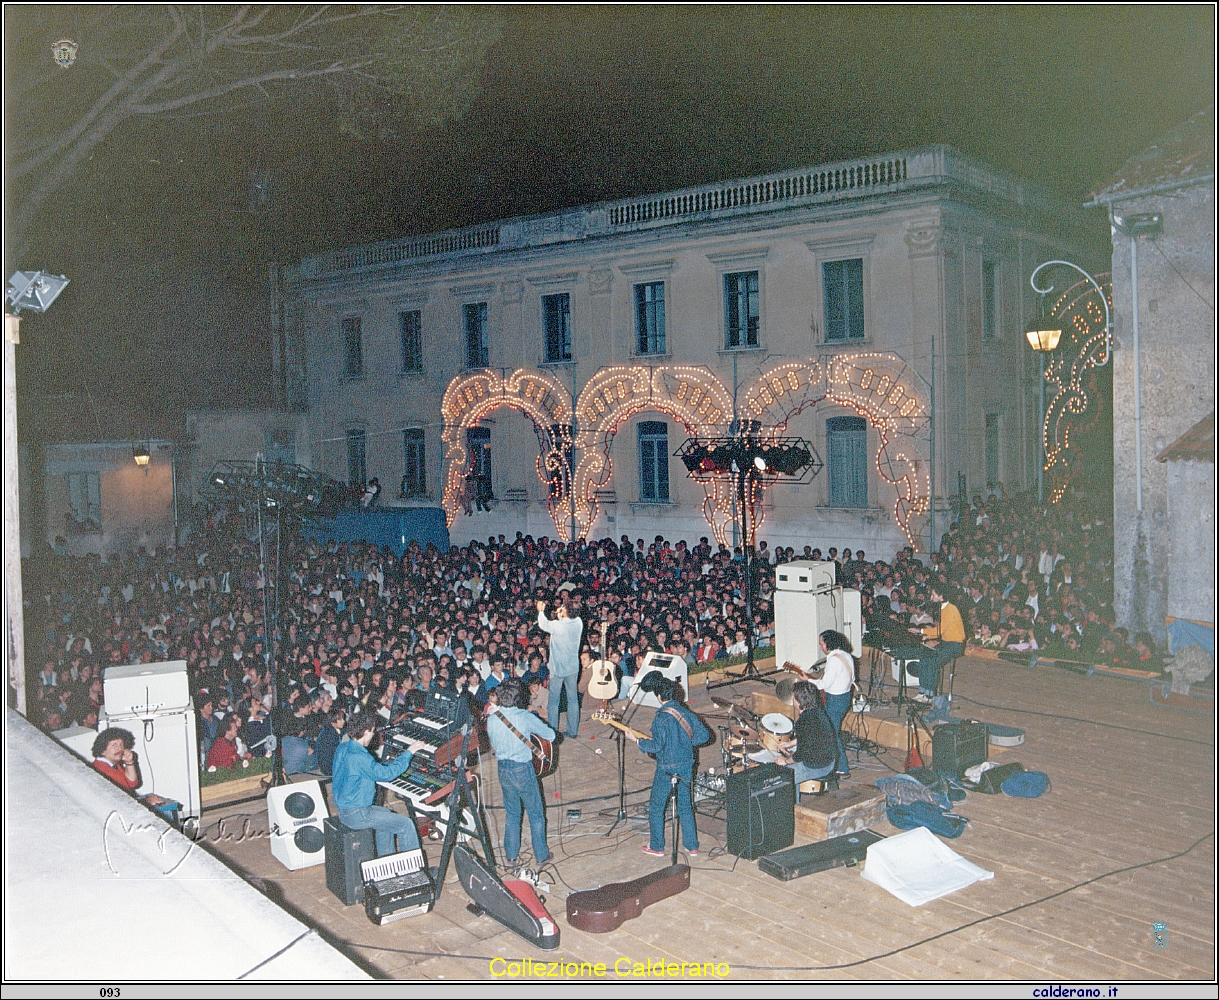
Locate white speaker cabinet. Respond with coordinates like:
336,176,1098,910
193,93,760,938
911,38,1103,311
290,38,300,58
267,780,329,871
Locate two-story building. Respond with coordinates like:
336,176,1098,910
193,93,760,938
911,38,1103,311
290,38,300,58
279,145,1093,555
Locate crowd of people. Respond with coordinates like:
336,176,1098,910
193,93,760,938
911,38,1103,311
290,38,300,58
21,483,1158,768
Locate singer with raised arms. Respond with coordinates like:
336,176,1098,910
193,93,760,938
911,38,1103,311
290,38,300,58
537,598,584,740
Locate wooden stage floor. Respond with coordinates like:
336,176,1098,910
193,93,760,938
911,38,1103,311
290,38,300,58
199,653,1215,981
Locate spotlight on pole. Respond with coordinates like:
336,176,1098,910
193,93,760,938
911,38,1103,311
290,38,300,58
6,271,69,314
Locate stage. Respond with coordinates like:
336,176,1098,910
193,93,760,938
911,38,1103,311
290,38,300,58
197,652,1215,981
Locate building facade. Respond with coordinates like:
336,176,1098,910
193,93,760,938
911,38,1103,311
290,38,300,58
1087,108,1216,645
281,145,1091,555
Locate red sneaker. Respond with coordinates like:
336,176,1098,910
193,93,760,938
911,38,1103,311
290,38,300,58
641,845,665,857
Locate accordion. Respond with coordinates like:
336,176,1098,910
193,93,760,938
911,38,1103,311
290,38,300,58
361,850,436,925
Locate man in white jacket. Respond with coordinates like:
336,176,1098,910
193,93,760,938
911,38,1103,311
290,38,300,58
537,599,584,739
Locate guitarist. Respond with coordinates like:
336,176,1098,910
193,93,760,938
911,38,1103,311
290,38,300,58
623,672,710,859
486,679,554,866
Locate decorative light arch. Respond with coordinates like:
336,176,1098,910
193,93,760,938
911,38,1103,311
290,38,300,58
738,352,931,549
440,368,575,538
1042,275,1112,503
572,366,732,538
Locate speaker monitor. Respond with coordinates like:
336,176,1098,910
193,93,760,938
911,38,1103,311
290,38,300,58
267,780,328,870
626,652,689,708
325,816,377,905
725,763,795,860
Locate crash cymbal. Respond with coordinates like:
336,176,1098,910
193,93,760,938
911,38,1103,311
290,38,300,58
774,676,795,706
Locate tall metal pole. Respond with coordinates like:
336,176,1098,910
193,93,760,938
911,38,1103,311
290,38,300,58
739,461,755,674
929,335,936,555
570,361,578,542
731,353,740,551
1037,352,1046,504
4,315,25,715
1130,236,1143,512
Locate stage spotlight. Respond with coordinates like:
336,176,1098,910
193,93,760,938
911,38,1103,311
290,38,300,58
754,455,767,472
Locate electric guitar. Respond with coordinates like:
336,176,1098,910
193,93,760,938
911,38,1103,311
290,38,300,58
586,622,619,701
781,660,817,681
487,706,556,778
591,708,648,742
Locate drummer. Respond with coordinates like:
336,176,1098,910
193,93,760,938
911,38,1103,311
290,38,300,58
773,681,839,783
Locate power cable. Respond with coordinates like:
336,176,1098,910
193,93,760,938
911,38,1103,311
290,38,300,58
951,693,1214,747
731,831,1214,972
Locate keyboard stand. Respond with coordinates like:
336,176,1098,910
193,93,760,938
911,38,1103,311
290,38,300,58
430,709,496,902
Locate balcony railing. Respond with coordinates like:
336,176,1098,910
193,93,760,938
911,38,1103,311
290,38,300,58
291,146,1054,281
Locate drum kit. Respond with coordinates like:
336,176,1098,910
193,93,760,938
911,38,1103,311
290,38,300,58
718,708,794,770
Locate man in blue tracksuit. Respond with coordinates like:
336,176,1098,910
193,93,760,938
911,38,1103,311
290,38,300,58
332,714,426,856
625,671,710,857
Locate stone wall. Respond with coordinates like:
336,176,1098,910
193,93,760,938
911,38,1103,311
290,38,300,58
1109,181,1216,643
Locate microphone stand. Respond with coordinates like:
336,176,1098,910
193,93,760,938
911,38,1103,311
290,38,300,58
601,682,649,836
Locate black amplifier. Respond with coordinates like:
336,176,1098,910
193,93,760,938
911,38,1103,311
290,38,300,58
725,763,795,860
758,829,885,881
931,720,989,777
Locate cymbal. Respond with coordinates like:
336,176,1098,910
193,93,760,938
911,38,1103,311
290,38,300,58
729,724,757,739
774,676,795,706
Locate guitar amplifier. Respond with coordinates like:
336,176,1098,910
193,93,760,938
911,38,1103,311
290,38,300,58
931,720,989,777
725,763,795,860
759,829,885,881
361,850,437,925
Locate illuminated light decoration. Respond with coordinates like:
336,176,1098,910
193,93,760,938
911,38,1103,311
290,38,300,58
440,353,929,546
1040,275,1113,503
440,368,575,539
740,353,931,549
572,365,731,537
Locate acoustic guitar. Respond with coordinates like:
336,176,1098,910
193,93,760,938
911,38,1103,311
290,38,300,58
586,622,618,701
487,706,556,778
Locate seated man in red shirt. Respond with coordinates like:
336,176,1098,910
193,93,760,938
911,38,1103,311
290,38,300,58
91,728,168,806
205,716,251,770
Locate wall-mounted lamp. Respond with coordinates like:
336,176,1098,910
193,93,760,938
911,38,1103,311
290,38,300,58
133,443,150,467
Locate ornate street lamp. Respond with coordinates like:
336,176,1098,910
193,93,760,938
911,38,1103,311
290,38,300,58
1027,260,1111,503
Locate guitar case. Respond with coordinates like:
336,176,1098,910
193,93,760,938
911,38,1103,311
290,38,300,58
454,844,561,950
565,864,690,934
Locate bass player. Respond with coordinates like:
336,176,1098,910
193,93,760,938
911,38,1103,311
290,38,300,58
623,672,710,858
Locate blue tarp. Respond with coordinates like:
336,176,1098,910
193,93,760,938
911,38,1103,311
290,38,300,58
1168,618,1215,658
303,507,450,556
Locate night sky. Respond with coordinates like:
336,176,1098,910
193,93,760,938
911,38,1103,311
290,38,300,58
6,6,1214,428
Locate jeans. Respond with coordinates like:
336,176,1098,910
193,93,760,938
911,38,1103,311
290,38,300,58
339,805,420,857
787,759,836,783
914,641,965,696
824,691,852,775
547,672,581,737
648,768,697,853
499,758,548,863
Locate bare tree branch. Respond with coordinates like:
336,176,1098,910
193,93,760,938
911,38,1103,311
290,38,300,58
9,20,188,182
5,4,504,256
129,59,377,115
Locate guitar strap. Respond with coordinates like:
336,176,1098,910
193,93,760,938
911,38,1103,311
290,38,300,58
661,706,693,740
491,709,536,754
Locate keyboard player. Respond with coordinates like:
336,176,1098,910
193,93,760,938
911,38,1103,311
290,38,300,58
332,714,429,856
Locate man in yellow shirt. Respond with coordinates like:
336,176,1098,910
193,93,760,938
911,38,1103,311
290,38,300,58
912,586,966,699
